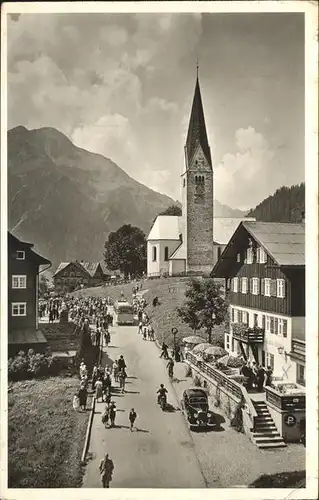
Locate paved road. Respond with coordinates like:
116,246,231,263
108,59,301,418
82,319,206,488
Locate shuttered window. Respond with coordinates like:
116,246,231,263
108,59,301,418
233,277,239,293
236,253,241,263
261,278,265,295
277,279,285,298
264,278,271,297
270,279,277,297
258,247,267,264
246,247,253,264
274,317,278,334
252,277,259,295
270,317,274,334
241,278,248,294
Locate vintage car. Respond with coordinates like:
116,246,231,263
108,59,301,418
180,388,215,430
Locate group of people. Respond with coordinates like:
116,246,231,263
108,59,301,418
240,360,273,392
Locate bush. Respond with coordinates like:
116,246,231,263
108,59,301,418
185,365,192,377
8,349,58,381
193,375,201,387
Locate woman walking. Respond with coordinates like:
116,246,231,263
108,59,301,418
118,369,127,394
112,360,119,383
95,378,103,403
78,383,88,411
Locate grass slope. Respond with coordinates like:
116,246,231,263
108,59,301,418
8,377,89,488
72,278,226,347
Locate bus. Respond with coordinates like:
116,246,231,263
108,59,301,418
114,300,135,325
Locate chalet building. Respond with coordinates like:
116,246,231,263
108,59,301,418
211,221,305,386
8,232,51,356
53,261,105,293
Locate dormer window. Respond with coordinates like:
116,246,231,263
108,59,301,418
16,251,25,260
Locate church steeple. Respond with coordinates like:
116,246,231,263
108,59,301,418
185,75,212,168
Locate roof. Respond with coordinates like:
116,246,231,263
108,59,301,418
8,232,51,266
170,242,186,260
80,261,100,277
147,215,181,241
184,388,208,399
243,221,305,266
53,261,92,277
53,262,70,277
8,329,48,345
213,217,256,245
186,77,212,167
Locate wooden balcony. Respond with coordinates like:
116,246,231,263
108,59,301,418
289,339,305,362
232,323,265,344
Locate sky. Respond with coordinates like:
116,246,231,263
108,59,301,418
7,12,305,210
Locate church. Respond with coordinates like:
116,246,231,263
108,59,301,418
147,74,255,278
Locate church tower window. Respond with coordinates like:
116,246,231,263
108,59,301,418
152,246,157,262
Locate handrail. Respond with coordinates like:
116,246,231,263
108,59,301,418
186,351,257,430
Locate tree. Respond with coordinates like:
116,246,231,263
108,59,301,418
38,274,50,296
159,205,182,216
177,279,228,343
104,224,146,279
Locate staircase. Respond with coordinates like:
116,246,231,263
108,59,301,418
252,400,286,449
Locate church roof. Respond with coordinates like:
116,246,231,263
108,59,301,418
169,242,186,260
185,77,212,167
147,216,181,241
213,217,256,245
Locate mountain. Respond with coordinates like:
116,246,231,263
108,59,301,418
8,126,246,269
213,201,247,218
247,183,305,222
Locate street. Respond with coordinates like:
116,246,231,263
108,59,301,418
82,315,207,488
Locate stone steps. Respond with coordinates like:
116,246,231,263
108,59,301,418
251,400,286,449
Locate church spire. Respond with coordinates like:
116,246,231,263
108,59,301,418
185,72,212,168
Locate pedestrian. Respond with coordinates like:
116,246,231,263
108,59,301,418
265,365,273,387
49,309,54,323
257,365,265,392
109,401,117,427
92,364,98,391
95,378,103,402
78,383,88,411
99,453,114,488
73,393,80,411
138,320,143,334
102,404,110,428
118,355,127,371
112,360,119,383
143,327,147,340
129,408,137,431
160,342,169,359
118,369,127,393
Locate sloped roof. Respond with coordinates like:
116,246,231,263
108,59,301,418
8,232,51,266
53,262,70,277
9,328,47,345
147,216,181,241
170,242,186,260
80,261,100,277
213,217,256,245
186,77,212,167
243,221,305,266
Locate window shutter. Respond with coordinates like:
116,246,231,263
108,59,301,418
274,318,278,334
261,278,265,295
230,279,234,292
282,280,286,298
283,320,287,338
270,279,277,296
249,278,253,294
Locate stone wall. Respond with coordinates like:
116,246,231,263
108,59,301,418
41,322,80,352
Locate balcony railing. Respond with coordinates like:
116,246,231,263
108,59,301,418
289,339,305,361
231,323,265,344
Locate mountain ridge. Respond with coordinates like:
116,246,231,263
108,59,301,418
8,125,246,268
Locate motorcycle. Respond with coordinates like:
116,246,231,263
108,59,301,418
158,394,167,411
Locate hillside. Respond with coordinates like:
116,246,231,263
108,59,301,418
8,126,176,268
8,126,247,268
247,183,305,222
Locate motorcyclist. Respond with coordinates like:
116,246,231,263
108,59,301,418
157,384,168,404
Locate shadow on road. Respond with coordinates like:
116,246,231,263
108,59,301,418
211,412,226,426
127,376,138,380
124,390,140,394
163,403,177,413
115,424,150,433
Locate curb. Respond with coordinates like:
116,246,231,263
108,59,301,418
81,395,96,464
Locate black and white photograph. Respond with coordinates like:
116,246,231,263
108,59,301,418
1,1,318,498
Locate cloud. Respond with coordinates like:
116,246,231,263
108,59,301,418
214,127,275,210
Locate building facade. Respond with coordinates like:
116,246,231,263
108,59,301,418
8,232,51,355
53,261,105,293
211,221,305,385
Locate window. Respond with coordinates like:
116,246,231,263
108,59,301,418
274,317,278,335
12,302,26,316
297,364,305,386
241,277,248,294
236,253,241,263
226,334,230,349
277,279,285,298
233,277,239,293
265,315,271,334
238,310,243,323
152,246,157,262
246,247,253,264
12,275,27,289
252,277,259,295
164,246,169,261
16,250,25,260
254,313,258,327
257,247,267,264
264,278,271,297
270,317,274,334
283,320,287,338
